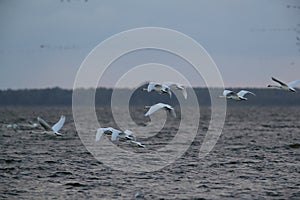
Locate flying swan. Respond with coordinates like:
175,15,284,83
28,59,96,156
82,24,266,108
144,103,176,117
143,82,172,97
95,127,135,141
143,81,187,98
37,115,66,136
267,77,300,92
220,90,255,101
163,82,187,99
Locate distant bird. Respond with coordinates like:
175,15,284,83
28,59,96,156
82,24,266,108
6,124,18,132
163,81,187,99
95,127,135,141
130,140,146,148
267,77,300,92
145,103,176,117
220,89,255,101
143,82,172,97
37,115,65,136
143,81,187,99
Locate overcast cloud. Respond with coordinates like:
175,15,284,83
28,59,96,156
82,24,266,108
0,0,299,89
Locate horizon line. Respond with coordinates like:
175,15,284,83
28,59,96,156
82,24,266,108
0,86,279,91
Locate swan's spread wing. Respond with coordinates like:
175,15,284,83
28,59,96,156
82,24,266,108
147,82,155,92
111,129,122,141
37,117,52,131
287,80,300,88
170,108,177,118
147,82,161,92
96,127,117,141
272,77,287,86
237,90,255,98
223,90,235,96
181,89,187,99
145,103,166,116
52,115,66,132
96,128,105,141
163,81,183,89
163,82,187,99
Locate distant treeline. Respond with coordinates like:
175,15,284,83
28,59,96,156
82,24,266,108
0,87,300,106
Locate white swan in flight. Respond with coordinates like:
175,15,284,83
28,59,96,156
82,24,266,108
143,81,187,98
37,115,65,136
145,103,176,118
267,77,300,92
143,82,172,97
163,82,187,99
220,89,255,101
95,127,134,141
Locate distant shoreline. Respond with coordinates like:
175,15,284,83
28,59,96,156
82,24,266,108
0,87,299,106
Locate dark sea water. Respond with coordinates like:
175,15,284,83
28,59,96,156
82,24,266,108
0,106,299,199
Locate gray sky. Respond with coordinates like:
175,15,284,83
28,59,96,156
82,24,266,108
0,0,299,89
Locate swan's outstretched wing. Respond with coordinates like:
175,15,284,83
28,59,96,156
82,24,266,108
163,82,187,99
272,77,287,86
144,103,167,116
147,82,161,92
163,81,183,89
52,115,66,132
237,90,255,98
181,89,187,99
96,128,105,141
95,127,116,141
37,117,52,131
223,90,235,96
287,80,300,88
170,108,177,118
111,129,122,141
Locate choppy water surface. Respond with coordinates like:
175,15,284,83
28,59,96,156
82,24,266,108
0,106,299,199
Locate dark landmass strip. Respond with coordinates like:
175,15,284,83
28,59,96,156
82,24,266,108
0,87,300,106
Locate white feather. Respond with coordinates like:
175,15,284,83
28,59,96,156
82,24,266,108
287,80,300,88
145,103,176,117
52,115,66,132
237,90,255,98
